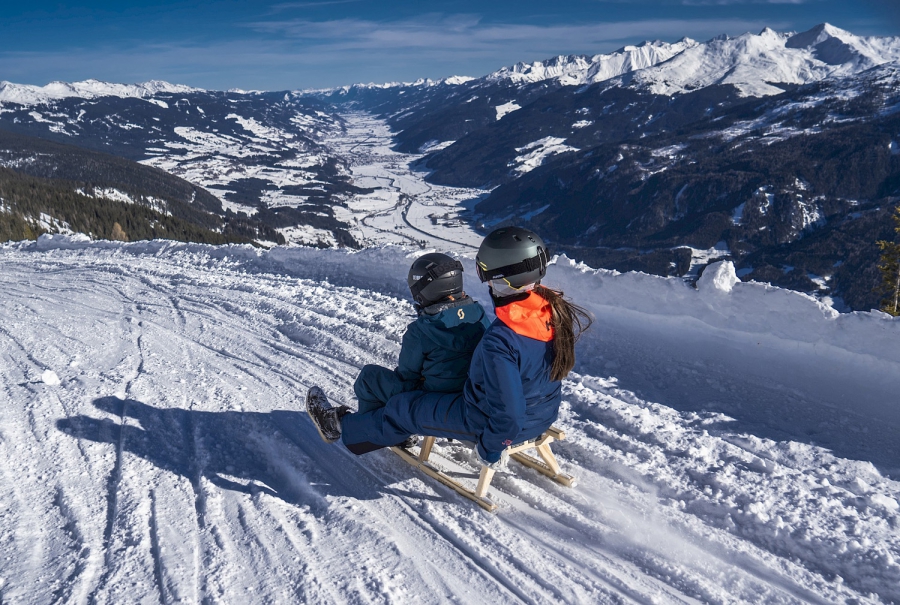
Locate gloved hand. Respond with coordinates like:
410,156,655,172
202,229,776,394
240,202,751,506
476,445,509,471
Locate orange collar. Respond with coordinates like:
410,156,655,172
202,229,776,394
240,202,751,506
495,292,554,342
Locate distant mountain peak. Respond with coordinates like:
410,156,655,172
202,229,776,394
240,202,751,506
628,23,900,97
485,38,698,86
0,79,204,106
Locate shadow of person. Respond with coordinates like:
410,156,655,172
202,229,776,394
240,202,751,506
57,397,435,509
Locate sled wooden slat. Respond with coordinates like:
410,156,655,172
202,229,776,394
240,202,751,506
509,451,576,487
475,466,495,499
418,436,435,462
390,425,574,511
390,444,498,511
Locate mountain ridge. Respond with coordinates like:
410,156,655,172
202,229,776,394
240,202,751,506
2,22,899,310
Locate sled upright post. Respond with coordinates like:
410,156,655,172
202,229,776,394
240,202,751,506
391,426,575,512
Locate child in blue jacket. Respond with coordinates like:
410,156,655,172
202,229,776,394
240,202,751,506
308,228,592,467
351,252,490,416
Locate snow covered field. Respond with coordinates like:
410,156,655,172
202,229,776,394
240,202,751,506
1,234,899,604
328,113,485,254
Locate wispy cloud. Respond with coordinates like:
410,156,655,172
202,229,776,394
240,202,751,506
269,0,363,12
247,14,786,52
0,16,796,90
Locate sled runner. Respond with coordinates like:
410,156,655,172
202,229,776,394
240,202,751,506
390,426,575,512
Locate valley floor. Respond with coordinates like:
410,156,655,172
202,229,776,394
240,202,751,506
327,112,485,254
0,237,898,604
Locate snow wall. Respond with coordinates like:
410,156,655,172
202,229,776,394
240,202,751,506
20,234,900,427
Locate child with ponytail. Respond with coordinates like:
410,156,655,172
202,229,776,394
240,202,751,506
308,227,591,469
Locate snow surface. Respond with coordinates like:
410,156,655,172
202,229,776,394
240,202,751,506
494,102,521,120
0,79,201,106
629,24,900,97
487,39,698,86
1,234,899,604
512,137,578,174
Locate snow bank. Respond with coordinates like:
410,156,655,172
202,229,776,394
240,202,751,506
20,235,899,346
3,235,899,603
20,235,900,368
550,256,899,363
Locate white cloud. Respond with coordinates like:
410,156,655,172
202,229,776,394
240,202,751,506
0,16,797,90
247,15,787,52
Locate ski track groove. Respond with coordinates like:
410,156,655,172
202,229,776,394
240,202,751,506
48,487,91,605
0,294,114,605
3,241,897,604
515,439,817,604
334,446,544,604
389,447,657,604
272,417,536,601
88,307,144,603
149,489,168,605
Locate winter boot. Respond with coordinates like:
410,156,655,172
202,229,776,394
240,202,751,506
307,386,343,443
397,435,419,449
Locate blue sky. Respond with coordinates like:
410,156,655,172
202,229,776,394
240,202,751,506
1,1,898,91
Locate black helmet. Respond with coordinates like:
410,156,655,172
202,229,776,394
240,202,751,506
407,252,464,306
476,227,548,289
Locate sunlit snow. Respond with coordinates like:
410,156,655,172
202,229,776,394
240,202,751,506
512,137,578,174
1,236,898,603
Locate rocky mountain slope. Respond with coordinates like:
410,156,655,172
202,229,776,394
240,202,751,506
3,23,899,309
0,130,281,244
306,23,900,311
0,86,361,246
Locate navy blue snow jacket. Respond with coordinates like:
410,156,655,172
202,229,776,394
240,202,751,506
463,292,562,463
397,297,491,393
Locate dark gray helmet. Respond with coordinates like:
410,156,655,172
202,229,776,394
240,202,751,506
476,227,548,289
407,252,464,306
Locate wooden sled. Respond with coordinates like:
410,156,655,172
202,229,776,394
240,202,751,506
390,426,575,512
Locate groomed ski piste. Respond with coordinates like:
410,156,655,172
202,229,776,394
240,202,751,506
1,234,899,604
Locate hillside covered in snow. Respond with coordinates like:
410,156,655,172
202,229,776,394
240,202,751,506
1,234,898,603
2,23,900,309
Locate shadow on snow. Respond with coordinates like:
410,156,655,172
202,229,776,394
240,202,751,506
57,396,440,509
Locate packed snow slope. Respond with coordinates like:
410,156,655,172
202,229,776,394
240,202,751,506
1,235,899,604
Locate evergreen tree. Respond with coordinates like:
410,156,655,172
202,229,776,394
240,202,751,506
877,205,900,316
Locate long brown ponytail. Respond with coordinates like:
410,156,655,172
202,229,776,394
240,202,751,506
534,285,593,381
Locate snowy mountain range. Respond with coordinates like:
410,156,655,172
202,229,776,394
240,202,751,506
627,23,900,97
1,23,899,309
0,78,202,105
313,22,900,97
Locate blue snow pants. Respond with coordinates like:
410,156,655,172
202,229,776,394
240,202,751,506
353,364,418,414
341,389,486,455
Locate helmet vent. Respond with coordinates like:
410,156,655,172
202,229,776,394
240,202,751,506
513,235,522,242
